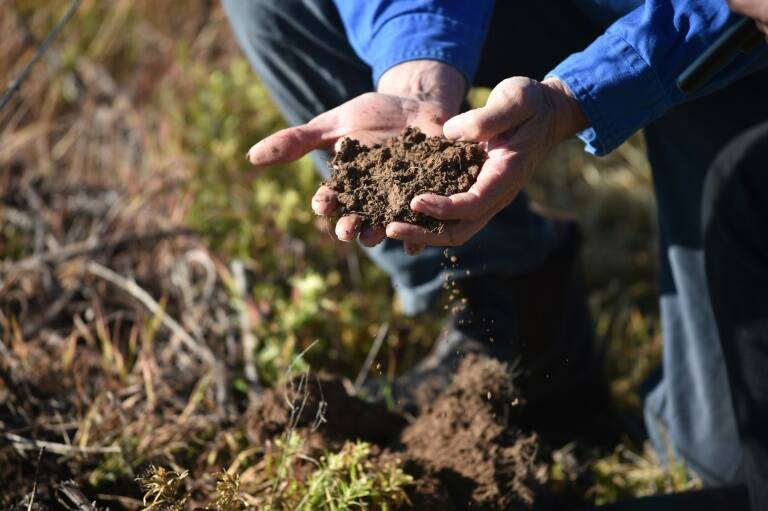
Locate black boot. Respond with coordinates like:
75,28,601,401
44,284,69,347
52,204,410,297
393,219,619,442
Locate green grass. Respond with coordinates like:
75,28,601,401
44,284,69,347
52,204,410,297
136,434,412,511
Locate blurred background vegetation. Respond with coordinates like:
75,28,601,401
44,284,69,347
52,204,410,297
0,0,692,507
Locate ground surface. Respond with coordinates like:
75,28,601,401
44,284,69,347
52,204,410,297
326,127,486,230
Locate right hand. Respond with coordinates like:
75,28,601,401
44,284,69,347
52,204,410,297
246,61,465,251
727,0,768,35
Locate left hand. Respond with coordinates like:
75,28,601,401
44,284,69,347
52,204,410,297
385,76,589,248
728,0,768,35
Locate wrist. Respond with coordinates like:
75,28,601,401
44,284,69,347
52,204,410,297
541,77,589,143
377,60,466,116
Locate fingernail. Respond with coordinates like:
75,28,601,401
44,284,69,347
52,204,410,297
443,120,462,140
245,150,252,162
411,196,432,212
386,225,401,239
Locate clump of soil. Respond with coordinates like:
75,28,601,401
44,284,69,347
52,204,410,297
325,127,487,231
246,354,547,510
401,354,546,510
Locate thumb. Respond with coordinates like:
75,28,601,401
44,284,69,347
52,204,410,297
247,108,342,166
443,76,536,142
246,124,326,166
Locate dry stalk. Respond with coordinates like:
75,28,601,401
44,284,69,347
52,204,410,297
85,260,215,366
0,0,82,112
4,433,120,456
231,259,261,397
352,321,389,393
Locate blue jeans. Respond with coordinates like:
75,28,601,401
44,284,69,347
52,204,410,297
224,0,768,487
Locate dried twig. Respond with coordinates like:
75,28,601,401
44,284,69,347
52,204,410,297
353,321,390,392
0,228,194,276
0,0,82,113
55,481,97,511
4,433,120,456
26,447,44,511
231,259,261,397
85,261,215,365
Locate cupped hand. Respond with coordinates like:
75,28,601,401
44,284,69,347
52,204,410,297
246,92,453,248
385,76,589,248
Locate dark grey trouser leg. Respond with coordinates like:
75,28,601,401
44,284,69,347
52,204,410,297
222,0,562,315
703,121,768,511
642,71,768,486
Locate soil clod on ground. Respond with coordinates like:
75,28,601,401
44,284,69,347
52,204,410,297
246,354,547,510
325,127,487,231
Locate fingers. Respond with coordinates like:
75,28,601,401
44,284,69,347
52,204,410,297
359,225,386,247
328,217,386,246
335,215,362,242
442,77,537,142
247,124,328,166
410,148,522,220
311,185,339,216
386,218,486,247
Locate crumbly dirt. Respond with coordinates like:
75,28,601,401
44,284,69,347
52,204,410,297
325,127,487,231
246,354,547,510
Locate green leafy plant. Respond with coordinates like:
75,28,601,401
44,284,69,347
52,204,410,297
589,443,701,505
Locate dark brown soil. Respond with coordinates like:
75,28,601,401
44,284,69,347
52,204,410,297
246,354,547,510
325,127,487,231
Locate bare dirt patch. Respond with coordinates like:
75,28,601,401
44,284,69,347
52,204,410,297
325,127,487,231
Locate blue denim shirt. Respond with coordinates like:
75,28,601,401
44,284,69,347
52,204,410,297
333,0,768,155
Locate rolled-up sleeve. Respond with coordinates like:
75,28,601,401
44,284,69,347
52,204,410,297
548,1,768,155
333,0,495,85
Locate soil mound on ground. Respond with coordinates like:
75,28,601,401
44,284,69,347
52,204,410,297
325,127,487,231
246,354,547,510
402,354,546,510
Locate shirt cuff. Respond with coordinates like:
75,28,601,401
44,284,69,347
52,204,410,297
547,32,673,156
367,13,486,86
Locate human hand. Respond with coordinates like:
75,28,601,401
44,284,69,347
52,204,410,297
728,0,768,35
246,61,465,251
385,76,588,249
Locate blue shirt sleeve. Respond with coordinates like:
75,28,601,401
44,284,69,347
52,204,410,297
548,1,768,156
333,0,495,86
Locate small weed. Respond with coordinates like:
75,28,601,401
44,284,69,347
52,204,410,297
246,432,412,510
210,472,248,511
589,443,701,505
137,466,189,511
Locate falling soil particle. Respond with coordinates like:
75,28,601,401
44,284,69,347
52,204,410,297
246,355,547,510
325,127,487,231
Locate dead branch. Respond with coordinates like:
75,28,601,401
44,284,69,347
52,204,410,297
0,0,82,113
0,228,195,276
4,433,120,456
231,259,261,397
85,261,215,366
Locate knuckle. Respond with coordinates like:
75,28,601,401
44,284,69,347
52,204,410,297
495,78,524,103
461,114,484,140
464,194,485,220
